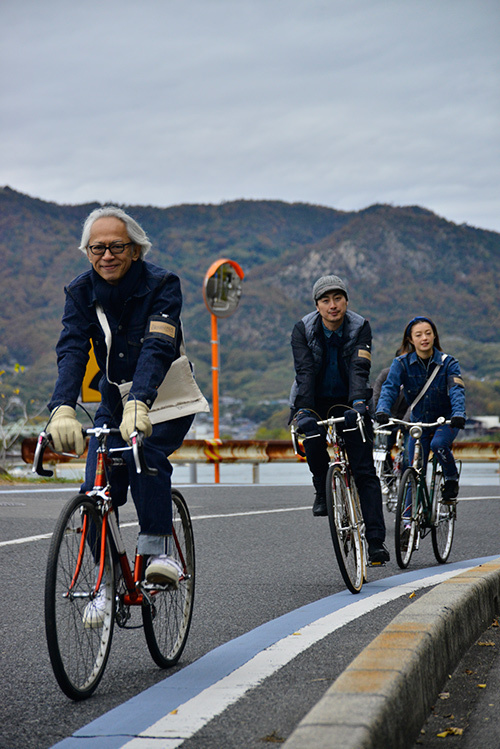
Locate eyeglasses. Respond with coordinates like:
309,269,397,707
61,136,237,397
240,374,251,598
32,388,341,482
88,242,134,256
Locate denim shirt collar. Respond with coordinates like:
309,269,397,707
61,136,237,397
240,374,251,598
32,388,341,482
408,348,443,367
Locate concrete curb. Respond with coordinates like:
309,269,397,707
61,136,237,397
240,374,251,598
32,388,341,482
284,558,500,749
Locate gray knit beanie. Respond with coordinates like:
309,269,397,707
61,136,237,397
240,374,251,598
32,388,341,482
312,275,348,301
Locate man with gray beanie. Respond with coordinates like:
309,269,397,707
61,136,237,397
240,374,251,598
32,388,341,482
289,275,389,564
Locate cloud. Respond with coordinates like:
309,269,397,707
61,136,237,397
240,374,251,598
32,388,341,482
1,0,499,230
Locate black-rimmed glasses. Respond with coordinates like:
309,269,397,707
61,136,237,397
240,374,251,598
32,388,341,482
88,242,134,256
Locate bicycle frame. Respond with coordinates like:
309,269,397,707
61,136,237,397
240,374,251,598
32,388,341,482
292,412,368,592
402,422,442,530
35,427,189,609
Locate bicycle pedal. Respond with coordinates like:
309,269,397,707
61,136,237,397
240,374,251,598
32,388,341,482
368,560,386,567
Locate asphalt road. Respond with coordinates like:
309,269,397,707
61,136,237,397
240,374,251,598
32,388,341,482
1,480,499,749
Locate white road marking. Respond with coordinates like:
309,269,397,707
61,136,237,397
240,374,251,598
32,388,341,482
114,567,475,748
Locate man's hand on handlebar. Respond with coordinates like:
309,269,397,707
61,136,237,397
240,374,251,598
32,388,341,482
120,400,152,444
345,400,367,429
48,405,85,454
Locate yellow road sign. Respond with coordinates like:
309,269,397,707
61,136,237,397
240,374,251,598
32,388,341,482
81,341,101,402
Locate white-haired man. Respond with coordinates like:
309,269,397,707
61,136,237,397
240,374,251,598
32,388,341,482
48,206,195,621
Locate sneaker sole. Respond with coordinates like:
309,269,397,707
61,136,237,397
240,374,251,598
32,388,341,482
145,571,179,588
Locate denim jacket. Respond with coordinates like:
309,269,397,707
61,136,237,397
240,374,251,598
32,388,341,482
376,349,466,423
49,261,183,415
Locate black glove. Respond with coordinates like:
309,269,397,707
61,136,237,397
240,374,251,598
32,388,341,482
450,416,465,429
344,409,359,429
344,401,366,429
376,412,391,426
292,409,320,436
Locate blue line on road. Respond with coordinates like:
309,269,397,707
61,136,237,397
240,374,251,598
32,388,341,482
50,556,498,749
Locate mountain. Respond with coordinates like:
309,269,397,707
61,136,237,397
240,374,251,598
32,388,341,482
1,186,499,420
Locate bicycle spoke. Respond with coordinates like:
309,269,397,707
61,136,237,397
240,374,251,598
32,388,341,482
327,465,364,593
395,469,418,569
143,489,195,667
431,468,456,563
45,495,115,700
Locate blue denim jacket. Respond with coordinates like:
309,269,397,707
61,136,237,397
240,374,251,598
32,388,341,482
49,261,183,416
376,349,466,422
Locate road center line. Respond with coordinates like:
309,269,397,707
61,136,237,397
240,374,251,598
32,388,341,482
1,496,496,548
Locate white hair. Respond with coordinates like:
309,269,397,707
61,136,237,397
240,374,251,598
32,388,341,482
79,206,152,258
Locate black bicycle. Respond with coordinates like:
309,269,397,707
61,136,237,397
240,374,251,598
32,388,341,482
387,417,457,569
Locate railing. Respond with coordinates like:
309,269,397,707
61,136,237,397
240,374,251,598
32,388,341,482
21,437,500,483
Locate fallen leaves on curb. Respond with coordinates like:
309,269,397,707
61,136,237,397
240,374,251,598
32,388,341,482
436,727,463,737
477,683,487,688
438,692,450,700
477,640,495,647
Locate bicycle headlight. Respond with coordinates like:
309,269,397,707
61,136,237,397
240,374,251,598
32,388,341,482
410,425,422,439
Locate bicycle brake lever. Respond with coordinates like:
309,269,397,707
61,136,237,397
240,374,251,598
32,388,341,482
357,413,366,443
131,431,158,476
33,432,54,477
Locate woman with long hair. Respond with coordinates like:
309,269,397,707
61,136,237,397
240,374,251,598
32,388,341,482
375,316,466,502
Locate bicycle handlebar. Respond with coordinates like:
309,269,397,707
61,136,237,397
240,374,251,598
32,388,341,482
383,416,450,430
32,426,158,478
316,413,367,443
291,412,366,457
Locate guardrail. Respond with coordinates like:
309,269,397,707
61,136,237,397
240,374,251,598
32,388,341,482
21,437,500,483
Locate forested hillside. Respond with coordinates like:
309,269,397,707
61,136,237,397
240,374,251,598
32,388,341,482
1,186,499,423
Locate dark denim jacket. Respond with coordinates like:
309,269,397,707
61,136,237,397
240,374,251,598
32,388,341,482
49,261,183,416
376,349,466,422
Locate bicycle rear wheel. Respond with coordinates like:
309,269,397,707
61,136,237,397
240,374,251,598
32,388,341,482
431,468,456,563
143,489,195,667
45,494,115,700
326,465,364,593
395,469,418,569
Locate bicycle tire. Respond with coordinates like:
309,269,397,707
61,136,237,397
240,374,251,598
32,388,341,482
431,467,456,563
326,465,364,593
395,468,418,569
143,489,195,667
45,494,115,700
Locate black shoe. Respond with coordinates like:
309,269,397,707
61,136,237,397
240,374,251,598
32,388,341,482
441,479,459,504
312,494,327,516
368,539,390,564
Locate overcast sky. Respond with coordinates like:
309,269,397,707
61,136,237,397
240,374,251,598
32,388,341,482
1,0,499,231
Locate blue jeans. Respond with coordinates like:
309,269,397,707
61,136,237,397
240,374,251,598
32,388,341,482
82,411,194,541
408,424,459,481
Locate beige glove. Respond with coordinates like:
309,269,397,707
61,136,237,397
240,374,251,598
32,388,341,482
49,406,85,454
120,400,152,444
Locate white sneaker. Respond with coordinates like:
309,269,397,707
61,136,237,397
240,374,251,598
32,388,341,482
82,587,108,628
145,555,183,588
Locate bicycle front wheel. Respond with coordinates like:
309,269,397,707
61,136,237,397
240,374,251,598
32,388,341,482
45,494,115,700
143,489,195,667
395,469,418,569
326,465,364,594
431,468,456,563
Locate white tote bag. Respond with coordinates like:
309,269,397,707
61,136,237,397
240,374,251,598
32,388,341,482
96,305,210,424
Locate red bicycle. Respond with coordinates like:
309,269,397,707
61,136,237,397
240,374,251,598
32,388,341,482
34,426,195,700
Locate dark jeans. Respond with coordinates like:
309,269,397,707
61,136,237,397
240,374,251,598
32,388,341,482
408,424,459,481
82,410,194,536
302,406,386,543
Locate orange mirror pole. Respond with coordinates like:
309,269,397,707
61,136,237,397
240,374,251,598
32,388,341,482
203,258,244,485
211,313,220,483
